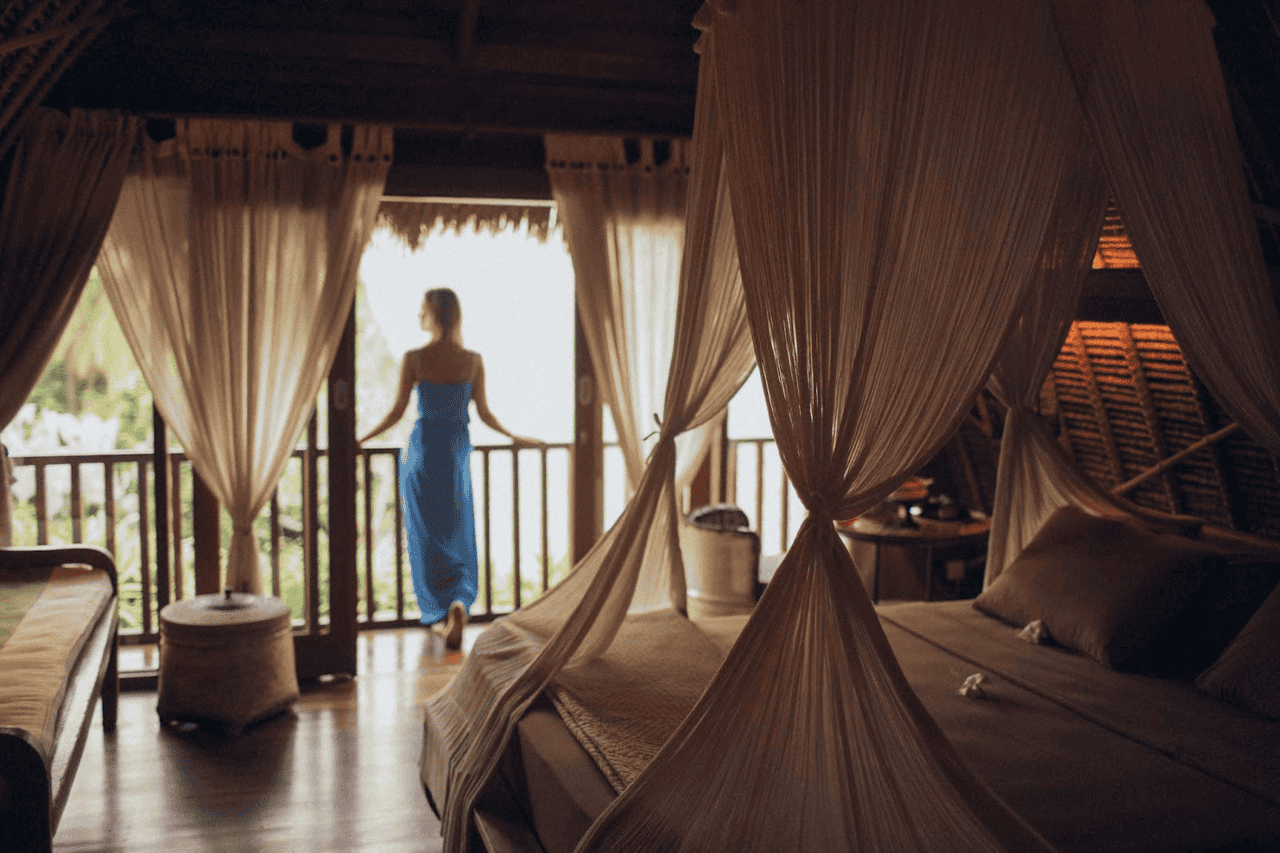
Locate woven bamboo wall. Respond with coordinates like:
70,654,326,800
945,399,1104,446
963,320,1280,539
939,197,1280,540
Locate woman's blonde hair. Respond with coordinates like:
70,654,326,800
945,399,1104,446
424,288,463,345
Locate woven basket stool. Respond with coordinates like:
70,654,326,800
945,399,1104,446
157,591,299,735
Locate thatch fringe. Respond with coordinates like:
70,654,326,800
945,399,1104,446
377,198,558,249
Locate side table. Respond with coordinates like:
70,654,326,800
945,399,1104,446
158,590,299,734
835,514,990,603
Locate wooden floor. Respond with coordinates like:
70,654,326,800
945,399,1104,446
54,627,480,853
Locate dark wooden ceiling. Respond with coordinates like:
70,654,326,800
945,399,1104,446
39,0,703,197
31,0,1280,213
46,0,702,133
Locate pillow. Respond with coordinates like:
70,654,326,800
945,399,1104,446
1197,584,1280,721
974,506,1221,669
1135,556,1280,677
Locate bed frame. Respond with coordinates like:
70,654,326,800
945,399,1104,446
0,545,119,853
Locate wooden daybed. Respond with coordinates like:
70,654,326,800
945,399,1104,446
451,510,1280,853
0,545,119,853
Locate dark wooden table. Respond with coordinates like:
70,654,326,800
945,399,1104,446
836,514,990,603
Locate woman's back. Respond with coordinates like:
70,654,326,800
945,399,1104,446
413,341,478,386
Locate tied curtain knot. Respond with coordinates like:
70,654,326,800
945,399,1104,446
655,415,690,449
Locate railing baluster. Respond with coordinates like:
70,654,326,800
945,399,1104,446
154,408,171,612
270,489,281,597
104,461,116,557
138,459,152,637
726,440,738,506
171,455,184,601
780,468,789,552
512,447,521,610
70,462,82,542
394,449,404,622
540,449,549,594
304,414,320,635
362,451,375,622
755,441,765,538
34,462,47,545
482,449,492,616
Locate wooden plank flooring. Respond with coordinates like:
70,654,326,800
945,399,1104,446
54,627,477,853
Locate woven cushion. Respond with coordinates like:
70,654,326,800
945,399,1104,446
1197,585,1280,720
974,506,1220,668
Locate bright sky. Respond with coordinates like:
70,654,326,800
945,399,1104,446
357,225,577,445
356,222,776,444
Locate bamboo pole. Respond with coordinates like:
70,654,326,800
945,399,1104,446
1111,422,1240,496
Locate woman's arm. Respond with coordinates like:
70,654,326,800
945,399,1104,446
471,356,542,448
358,352,416,444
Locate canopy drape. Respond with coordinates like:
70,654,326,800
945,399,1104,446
1050,0,1280,457
0,108,137,546
982,143,1111,586
96,119,391,592
577,0,1091,847
429,0,1280,849
986,0,1280,583
424,51,754,852
545,135,718,501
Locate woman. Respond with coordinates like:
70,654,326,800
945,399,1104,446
359,288,540,648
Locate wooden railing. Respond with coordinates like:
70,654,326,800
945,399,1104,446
724,437,800,555
6,442,575,648
357,442,575,628
6,436,793,653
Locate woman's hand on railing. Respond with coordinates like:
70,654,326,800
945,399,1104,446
511,435,546,449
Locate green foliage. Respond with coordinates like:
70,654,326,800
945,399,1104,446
4,275,569,642
22,271,152,449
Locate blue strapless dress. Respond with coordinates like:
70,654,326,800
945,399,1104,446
400,380,478,624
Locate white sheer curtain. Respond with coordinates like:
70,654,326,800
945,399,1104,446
1050,0,1280,456
96,120,391,592
576,1,1089,848
545,135,718,498
982,144,1113,586
425,55,754,852
0,108,137,546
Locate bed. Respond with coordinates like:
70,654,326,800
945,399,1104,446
468,509,1280,852
0,545,119,853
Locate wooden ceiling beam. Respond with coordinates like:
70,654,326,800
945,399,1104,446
454,0,481,65
84,28,694,89
47,13,698,135
72,19,694,83
62,72,694,136
0,11,112,57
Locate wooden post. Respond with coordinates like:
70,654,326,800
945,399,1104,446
191,468,221,595
326,304,359,678
688,455,712,513
152,405,171,610
571,310,603,563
